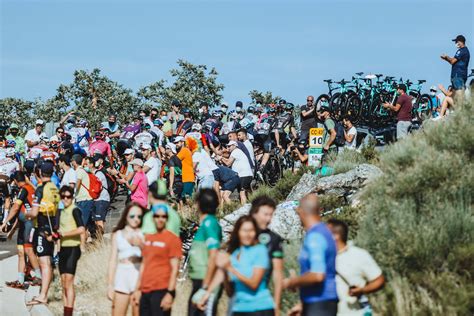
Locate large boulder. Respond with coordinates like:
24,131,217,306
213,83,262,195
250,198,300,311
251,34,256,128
220,201,302,240
287,164,382,201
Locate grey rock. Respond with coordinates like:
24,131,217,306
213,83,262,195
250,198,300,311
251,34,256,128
286,172,320,201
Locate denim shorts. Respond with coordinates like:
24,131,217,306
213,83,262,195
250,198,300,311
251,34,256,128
451,76,466,90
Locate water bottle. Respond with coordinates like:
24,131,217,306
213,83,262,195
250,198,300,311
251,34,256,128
358,295,372,316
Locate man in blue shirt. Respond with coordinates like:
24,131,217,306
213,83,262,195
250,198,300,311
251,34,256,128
283,193,338,316
441,35,470,101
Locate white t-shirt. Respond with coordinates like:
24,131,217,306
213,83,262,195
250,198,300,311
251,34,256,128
336,244,382,316
60,168,77,188
95,170,110,202
25,129,46,146
144,156,160,184
345,126,357,150
192,150,217,177
243,139,255,165
230,148,253,177
134,132,154,149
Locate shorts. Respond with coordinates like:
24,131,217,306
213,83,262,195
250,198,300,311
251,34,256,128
396,120,412,140
114,263,140,294
198,175,215,189
172,182,183,200
302,300,337,316
33,229,54,257
451,75,466,90
77,200,95,226
182,182,195,198
254,135,273,154
58,246,81,275
17,219,34,248
93,200,110,222
222,175,240,192
140,289,170,316
238,176,252,192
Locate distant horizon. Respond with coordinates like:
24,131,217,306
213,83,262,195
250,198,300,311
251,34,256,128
1,0,472,106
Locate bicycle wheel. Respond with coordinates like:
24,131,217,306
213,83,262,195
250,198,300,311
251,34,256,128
264,156,282,187
329,93,347,120
345,95,362,124
315,94,330,118
416,94,433,121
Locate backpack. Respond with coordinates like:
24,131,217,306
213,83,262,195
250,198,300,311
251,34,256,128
97,169,118,199
324,120,346,147
82,172,102,200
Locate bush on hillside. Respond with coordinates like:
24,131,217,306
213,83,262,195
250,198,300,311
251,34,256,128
355,100,474,315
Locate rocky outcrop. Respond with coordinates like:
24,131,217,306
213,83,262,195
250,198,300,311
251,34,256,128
287,164,382,201
220,164,382,240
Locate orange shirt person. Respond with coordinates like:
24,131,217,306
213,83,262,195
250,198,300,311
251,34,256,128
173,136,195,200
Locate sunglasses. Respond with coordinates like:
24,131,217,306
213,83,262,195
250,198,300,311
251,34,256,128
129,214,142,220
57,131,64,134
307,99,313,102
61,194,73,199
430,90,436,92
153,214,168,219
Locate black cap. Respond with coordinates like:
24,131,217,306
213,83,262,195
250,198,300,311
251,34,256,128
235,101,243,107
452,35,466,43
40,161,54,175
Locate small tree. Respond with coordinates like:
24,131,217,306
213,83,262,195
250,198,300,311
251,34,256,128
248,90,281,105
138,59,224,113
0,98,36,130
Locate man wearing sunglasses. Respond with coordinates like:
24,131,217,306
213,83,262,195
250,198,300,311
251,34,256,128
300,96,317,142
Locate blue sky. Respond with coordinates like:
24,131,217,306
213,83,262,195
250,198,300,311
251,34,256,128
1,0,472,106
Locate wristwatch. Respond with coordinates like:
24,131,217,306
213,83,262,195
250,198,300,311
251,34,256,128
166,289,176,298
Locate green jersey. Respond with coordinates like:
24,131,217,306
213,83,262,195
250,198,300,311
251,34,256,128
188,214,222,280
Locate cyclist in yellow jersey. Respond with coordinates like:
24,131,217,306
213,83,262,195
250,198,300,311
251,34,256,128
26,162,59,306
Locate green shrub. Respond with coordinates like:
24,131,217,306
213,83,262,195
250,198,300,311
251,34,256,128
327,149,368,174
249,168,306,203
355,100,474,315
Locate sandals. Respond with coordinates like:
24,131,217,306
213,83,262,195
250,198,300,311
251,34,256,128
26,297,48,306
5,280,27,290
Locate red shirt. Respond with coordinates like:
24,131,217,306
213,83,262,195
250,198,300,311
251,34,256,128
140,230,182,293
396,93,413,122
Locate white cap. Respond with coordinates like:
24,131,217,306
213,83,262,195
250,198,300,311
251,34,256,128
130,158,144,167
227,140,238,147
35,119,45,125
140,143,152,150
173,136,185,143
430,86,437,91
124,148,135,155
165,143,177,154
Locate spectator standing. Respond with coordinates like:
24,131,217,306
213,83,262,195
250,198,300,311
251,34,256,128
164,143,183,203
441,35,470,102
213,165,241,205
193,149,217,190
57,186,85,316
342,117,357,150
327,219,385,316
25,119,47,151
142,180,181,237
174,136,195,201
284,193,338,316
6,123,26,155
300,96,317,142
133,203,182,316
141,144,161,185
220,141,253,204
72,154,94,234
59,155,77,188
169,100,182,133
237,128,256,168
199,102,211,125
119,158,149,208
87,155,110,238
188,189,222,316
316,106,337,154
89,131,113,165
108,203,145,316
383,84,412,140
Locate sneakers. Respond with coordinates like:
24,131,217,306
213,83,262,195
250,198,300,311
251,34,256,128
5,280,28,290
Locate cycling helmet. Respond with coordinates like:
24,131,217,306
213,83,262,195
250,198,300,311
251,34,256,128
268,103,276,109
268,107,276,114
229,110,238,120
255,106,263,113
278,99,287,105
247,106,255,113
191,123,202,131
5,148,15,157
285,103,295,110
6,140,16,148
78,119,88,127
181,108,191,115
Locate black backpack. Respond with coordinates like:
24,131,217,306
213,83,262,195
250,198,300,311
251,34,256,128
324,120,346,147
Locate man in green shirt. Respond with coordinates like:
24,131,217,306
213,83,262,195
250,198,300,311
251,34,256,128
6,123,26,155
317,105,337,154
188,189,222,316
142,180,181,236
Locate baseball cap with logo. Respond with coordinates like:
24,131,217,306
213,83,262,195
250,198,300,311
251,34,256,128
130,158,144,167
124,148,135,155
